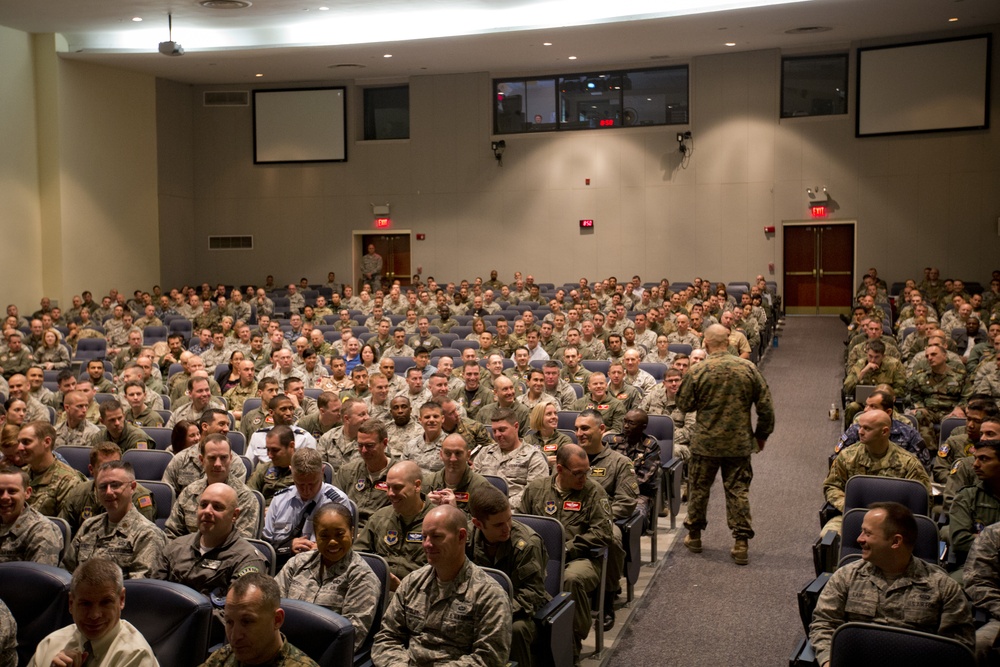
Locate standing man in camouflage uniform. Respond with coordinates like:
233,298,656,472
810,502,974,666
520,444,615,656
469,486,550,667
0,465,63,565
64,461,165,578
822,410,931,534
372,504,512,667
361,243,384,291
19,421,85,517
677,324,774,565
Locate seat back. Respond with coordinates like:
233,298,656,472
483,474,509,495
58,445,94,478
843,475,929,516
556,411,580,431
250,490,265,538
49,517,72,565
356,552,390,663
140,480,176,529
645,414,674,443
481,567,514,601
143,326,168,345
122,578,214,666
0,562,72,666
839,509,939,564
247,538,277,576
639,362,668,382
939,416,966,445
580,360,609,375
667,343,693,356
513,514,565,597
279,598,355,667
242,398,262,414
141,427,174,451
227,431,247,456
829,621,975,667
122,449,174,481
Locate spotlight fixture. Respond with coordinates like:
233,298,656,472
491,140,506,166
676,131,692,156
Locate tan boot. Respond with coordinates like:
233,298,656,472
731,539,749,565
683,530,702,553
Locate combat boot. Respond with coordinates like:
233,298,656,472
683,529,702,553
731,538,749,565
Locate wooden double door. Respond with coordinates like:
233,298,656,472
783,223,854,315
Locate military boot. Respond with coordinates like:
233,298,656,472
683,529,702,553
731,538,749,565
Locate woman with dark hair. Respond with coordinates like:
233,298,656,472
168,419,200,454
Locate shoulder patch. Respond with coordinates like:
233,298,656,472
938,443,950,457
237,564,261,577
950,461,961,475
137,495,153,508
515,538,527,550
274,486,295,497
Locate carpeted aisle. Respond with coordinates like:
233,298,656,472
608,316,848,667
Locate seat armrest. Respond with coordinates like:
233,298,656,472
534,592,573,623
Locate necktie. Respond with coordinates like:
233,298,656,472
82,640,94,666
292,500,317,539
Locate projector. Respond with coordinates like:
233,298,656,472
158,41,185,56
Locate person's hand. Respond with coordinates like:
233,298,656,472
388,573,402,591
291,537,316,554
428,489,456,506
50,648,87,667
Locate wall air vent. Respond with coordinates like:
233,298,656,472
203,91,250,106
208,236,253,250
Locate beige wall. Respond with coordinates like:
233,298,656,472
169,26,1000,291
0,26,44,308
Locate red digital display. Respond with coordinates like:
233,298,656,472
599,119,615,127
579,219,594,228
810,205,828,218
375,217,391,228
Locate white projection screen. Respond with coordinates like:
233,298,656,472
856,35,991,137
253,88,347,163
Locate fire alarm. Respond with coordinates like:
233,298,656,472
416,234,426,241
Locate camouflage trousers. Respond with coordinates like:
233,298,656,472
910,407,947,452
683,454,755,540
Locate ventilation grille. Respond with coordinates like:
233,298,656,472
208,236,253,250
203,91,249,107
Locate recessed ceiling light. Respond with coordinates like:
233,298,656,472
199,0,252,8
725,42,736,47
131,17,143,22
383,54,392,58
255,73,263,77
568,56,577,60
948,17,958,22
543,42,552,46
319,6,329,10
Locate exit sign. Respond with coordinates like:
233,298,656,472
810,205,828,218
375,217,391,229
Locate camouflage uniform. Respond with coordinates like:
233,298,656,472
333,457,395,529
962,522,1000,662
0,599,14,667
470,521,550,667
907,367,967,448
354,499,431,582
0,348,32,379
809,557,975,666
239,407,270,442
247,463,293,507
64,505,165,578
294,412,337,440
371,559,512,667
400,432,447,473
520,475,614,645
676,350,775,540
59,479,156,534
607,433,660,526
572,394,626,434
385,420,424,458
443,418,494,453
55,419,101,449
834,418,928,471
423,466,494,520
201,635,318,667
166,478,260,539
842,357,907,424
607,382,642,412
476,402,531,438
275,549,381,652
0,505,63,566
822,442,931,533
473,442,549,511
152,528,264,600
316,426,360,472
161,446,248,496
949,481,1000,560
25,459,86,517
638,387,694,461
522,430,572,465
223,381,258,415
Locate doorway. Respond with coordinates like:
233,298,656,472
783,222,855,315
354,232,411,291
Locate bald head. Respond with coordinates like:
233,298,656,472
703,324,729,351
393,460,423,483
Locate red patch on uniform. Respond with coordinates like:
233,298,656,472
597,404,609,410
563,501,581,511
454,492,470,503
543,444,559,452
375,482,388,491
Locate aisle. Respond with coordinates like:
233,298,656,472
607,316,847,667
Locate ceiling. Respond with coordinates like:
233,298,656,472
0,0,997,84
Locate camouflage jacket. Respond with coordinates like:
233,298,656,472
824,442,931,512
65,505,165,578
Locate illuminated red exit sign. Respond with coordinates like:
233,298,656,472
375,217,391,229
599,119,614,127
810,205,828,218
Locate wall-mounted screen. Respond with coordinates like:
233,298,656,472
253,87,346,163
856,35,991,137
